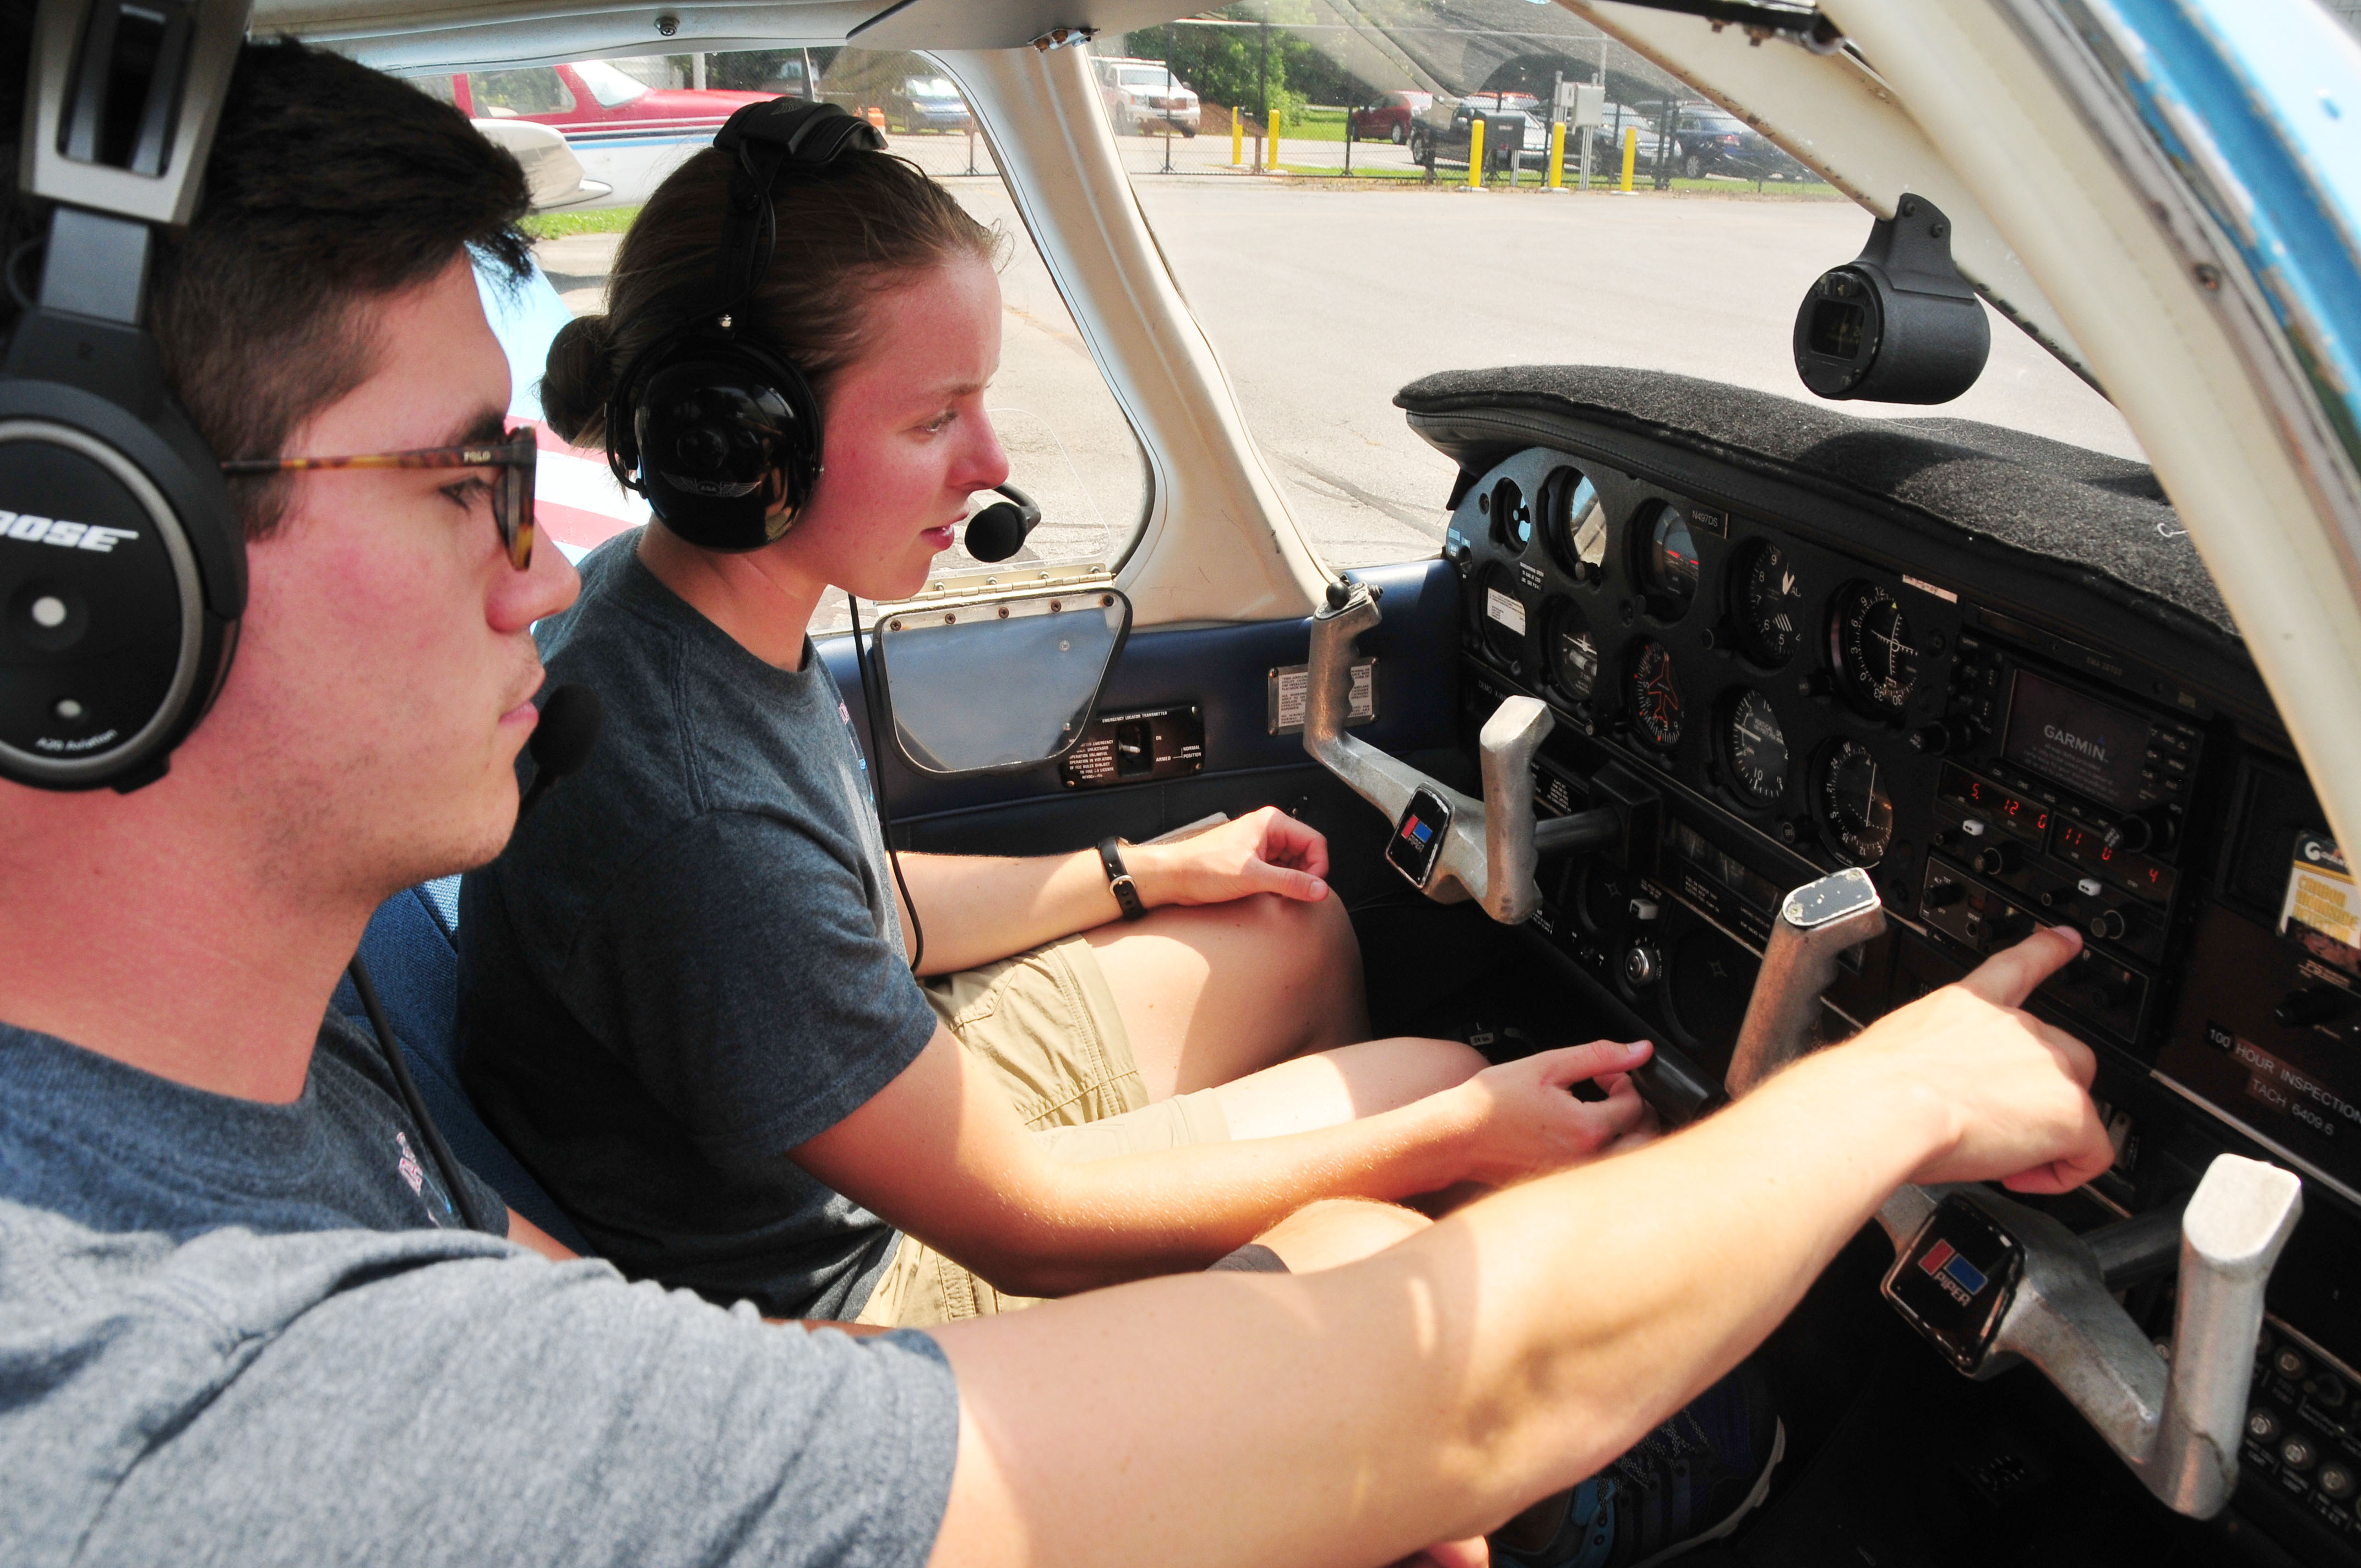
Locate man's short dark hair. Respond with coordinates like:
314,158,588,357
6,39,532,541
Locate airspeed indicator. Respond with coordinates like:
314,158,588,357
1736,541,1806,666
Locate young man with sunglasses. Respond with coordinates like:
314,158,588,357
0,37,2116,1568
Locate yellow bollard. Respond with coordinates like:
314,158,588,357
1547,121,1566,189
1232,109,1243,167
1467,117,1486,188
1619,126,1636,193
1270,106,1283,172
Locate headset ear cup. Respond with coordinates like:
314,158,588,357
619,332,823,553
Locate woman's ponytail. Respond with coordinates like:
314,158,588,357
539,313,616,447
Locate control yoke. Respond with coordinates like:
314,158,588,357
1730,872,2304,1520
1303,581,1615,923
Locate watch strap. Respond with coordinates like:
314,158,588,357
1097,836,1147,922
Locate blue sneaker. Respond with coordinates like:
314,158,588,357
1490,1363,1785,1568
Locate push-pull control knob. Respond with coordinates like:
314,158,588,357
2273,985,2348,1028
1726,869,2304,1521
1971,842,2018,878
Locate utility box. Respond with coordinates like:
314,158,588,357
1560,81,1606,128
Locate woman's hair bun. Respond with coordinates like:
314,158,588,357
540,313,616,447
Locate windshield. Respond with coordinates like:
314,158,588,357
1092,10,2143,573
1120,68,1180,86
572,59,652,108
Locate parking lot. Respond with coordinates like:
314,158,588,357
537,140,2142,580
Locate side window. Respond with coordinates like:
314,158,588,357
481,48,1152,634
470,68,576,118
412,74,458,108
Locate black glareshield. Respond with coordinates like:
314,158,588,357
1792,194,1990,404
962,483,1041,563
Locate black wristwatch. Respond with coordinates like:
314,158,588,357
1097,836,1147,921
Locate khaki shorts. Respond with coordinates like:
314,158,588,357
852,933,1231,1328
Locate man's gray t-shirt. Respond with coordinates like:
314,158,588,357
459,535,941,1320
0,1014,960,1568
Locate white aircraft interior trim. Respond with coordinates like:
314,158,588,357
1569,0,2100,384
1827,0,2361,879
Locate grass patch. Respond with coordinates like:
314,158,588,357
521,205,643,241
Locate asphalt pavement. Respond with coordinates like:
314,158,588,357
537,141,2144,579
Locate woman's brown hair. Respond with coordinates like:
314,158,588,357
540,145,1003,448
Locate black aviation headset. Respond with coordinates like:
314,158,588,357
603,96,1041,560
2,0,251,794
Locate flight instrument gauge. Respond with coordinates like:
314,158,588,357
1735,541,1807,666
1543,466,1607,581
1626,639,1683,748
1831,583,1920,714
1547,598,1601,703
1817,739,1894,865
1721,687,1789,806
1638,502,1700,619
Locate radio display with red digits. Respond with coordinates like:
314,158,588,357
1939,764,2050,845
2054,816,2178,903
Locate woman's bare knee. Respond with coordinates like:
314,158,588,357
1254,1197,1429,1272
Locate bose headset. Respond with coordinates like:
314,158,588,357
2,0,252,794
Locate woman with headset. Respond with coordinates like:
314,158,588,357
455,101,1663,1334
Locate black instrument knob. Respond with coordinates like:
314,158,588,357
2087,908,2128,943
1623,944,1662,988
1970,842,2017,878
1907,719,1974,755
2274,985,2349,1028
1922,880,1964,910
2102,814,2161,854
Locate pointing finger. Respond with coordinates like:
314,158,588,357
1957,925,2082,1010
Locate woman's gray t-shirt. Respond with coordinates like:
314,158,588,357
459,534,940,1320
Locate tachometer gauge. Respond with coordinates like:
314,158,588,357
1542,466,1607,581
1626,639,1682,748
1638,501,1700,619
1546,598,1600,702
1817,739,1894,865
1721,688,1789,805
1831,583,1919,714
1734,540,1806,666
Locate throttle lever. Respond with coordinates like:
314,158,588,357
1734,870,2304,1520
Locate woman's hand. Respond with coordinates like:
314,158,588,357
1445,1039,1661,1189
1128,805,1334,907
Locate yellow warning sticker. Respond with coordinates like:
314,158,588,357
2281,832,2361,970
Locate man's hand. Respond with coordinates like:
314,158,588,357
1443,1039,1659,1188
1128,805,1332,907
1812,925,2115,1195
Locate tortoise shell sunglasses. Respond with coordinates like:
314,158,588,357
220,427,538,570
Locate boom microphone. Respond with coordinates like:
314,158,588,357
517,683,603,820
963,483,1043,564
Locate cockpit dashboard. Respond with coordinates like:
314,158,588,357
1408,371,2361,1549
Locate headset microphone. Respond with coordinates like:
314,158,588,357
962,483,1042,564
516,682,602,820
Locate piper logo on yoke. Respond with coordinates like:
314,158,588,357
1,510,140,553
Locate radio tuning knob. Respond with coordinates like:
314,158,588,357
1971,842,2017,878
2103,815,2157,854
1908,719,1974,755
2087,908,2129,943
1623,944,1662,988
